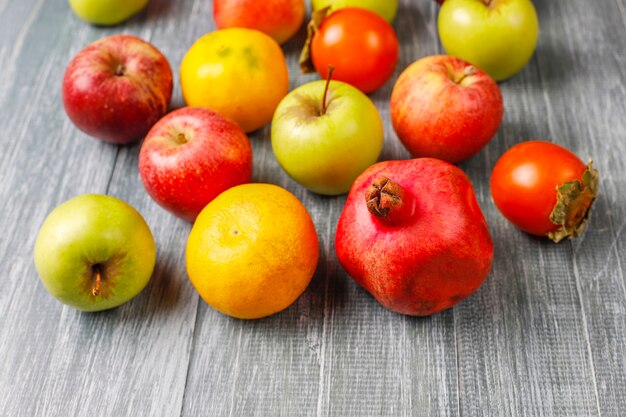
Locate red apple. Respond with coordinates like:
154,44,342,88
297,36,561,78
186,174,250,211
139,107,252,222
390,55,503,163
213,0,305,45
63,34,173,145
336,158,494,316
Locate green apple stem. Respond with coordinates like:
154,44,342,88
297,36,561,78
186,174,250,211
92,265,102,296
365,176,414,225
455,66,478,84
321,65,335,116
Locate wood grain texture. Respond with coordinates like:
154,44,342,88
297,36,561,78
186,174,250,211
0,2,200,417
0,0,624,416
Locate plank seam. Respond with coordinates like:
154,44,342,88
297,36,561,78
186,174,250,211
0,0,45,106
453,310,462,417
569,244,603,417
534,34,603,417
104,147,120,195
316,215,336,417
178,296,202,417
227,325,244,417
615,0,626,30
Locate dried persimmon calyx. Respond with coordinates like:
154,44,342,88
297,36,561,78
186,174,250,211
548,160,599,243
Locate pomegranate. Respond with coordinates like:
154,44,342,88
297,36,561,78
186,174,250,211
335,158,494,316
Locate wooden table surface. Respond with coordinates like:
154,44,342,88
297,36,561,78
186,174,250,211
1,0,624,416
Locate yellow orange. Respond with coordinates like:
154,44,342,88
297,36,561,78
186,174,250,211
180,28,289,133
186,184,319,319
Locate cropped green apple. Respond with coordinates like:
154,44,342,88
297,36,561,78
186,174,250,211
438,0,539,81
68,0,149,26
34,194,156,312
312,0,398,22
271,79,383,195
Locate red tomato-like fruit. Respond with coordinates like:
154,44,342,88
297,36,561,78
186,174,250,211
310,8,399,93
490,141,599,242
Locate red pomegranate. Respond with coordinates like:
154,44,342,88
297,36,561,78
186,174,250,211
335,158,494,316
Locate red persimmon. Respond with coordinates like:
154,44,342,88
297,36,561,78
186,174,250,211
310,8,399,93
490,141,599,242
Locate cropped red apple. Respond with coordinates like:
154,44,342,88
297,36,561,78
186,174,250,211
139,107,252,221
336,158,494,316
213,0,305,45
63,34,173,145
390,55,503,163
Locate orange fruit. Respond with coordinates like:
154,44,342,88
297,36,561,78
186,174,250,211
186,184,319,319
180,28,289,133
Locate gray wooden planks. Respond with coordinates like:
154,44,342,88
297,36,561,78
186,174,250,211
0,0,624,416
0,1,201,416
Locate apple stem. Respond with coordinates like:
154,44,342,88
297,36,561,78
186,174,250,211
321,65,334,116
482,0,493,6
115,63,126,77
92,266,102,297
455,66,478,84
175,132,188,145
365,176,414,225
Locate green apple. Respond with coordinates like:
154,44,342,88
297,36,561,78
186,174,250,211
34,194,156,312
271,78,383,195
68,0,149,26
312,0,398,23
438,0,539,81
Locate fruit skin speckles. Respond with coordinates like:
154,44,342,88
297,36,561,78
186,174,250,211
242,47,260,69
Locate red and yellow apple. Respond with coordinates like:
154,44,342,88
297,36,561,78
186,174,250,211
62,34,173,145
390,55,503,164
213,0,305,45
139,107,252,222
